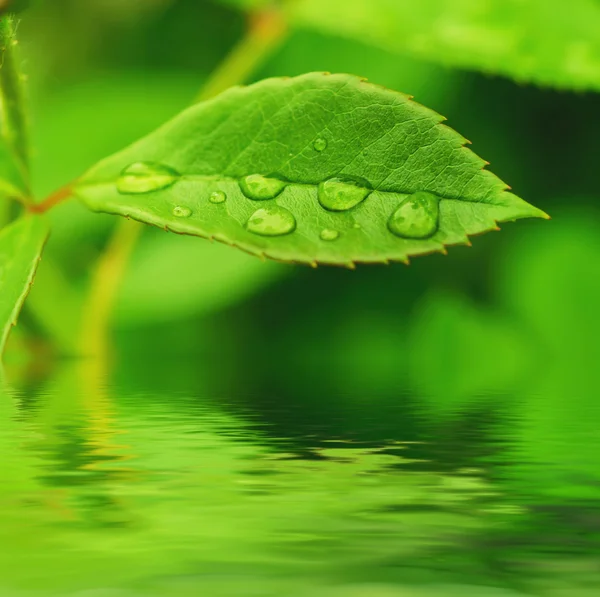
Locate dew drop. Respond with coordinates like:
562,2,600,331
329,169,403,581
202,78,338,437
172,205,192,218
240,174,287,201
209,191,227,204
246,206,296,237
388,191,440,239
313,137,328,152
320,228,340,241
318,178,370,212
352,222,362,229
117,162,180,194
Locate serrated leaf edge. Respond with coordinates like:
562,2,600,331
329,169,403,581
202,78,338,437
73,73,549,268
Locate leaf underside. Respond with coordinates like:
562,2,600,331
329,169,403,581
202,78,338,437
0,215,48,354
290,0,600,92
75,73,547,267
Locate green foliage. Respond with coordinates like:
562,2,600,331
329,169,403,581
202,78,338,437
1,3,599,596
287,0,600,91
0,215,48,354
74,73,545,267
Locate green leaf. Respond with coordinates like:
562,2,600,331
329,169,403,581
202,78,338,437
216,0,600,91
0,16,29,201
0,215,48,355
74,73,546,267
288,0,600,91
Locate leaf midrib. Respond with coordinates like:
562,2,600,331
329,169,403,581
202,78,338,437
76,175,513,208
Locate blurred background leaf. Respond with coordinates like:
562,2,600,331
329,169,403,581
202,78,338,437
292,0,600,91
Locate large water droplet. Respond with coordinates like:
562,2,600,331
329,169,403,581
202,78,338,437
246,206,296,237
388,191,440,239
172,206,191,218
209,191,227,204
240,174,286,201
313,137,328,152
318,178,370,212
320,228,339,241
117,162,179,194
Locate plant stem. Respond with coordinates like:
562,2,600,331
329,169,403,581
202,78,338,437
78,6,288,360
78,7,289,354
0,191,8,227
29,183,73,213
79,218,142,358
195,7,288,102
0,15,30,194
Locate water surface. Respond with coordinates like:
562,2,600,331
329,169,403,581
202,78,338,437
1,362,599,597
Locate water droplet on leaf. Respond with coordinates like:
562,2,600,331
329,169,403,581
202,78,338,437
209,191,227,204
313,137,328,152
172,206,192,218
240,174,286,201
388,191,440,239
117,162,179,194
246,206,296,237
318,178,370,211
320,229,340,241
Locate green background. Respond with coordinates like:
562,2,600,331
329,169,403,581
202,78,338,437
1,1,599,595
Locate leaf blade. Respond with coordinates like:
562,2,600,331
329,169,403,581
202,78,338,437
0,215,48,354
75,73,547,267
287,0,600,92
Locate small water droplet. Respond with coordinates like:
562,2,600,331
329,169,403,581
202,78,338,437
172,205,192,218
209,191,227,204
318,178,370,212
352,222,361,229
320,228,339,241
240,174,286,201
246,206,296,237
117,162,179,194
313,137,328,152
388,191,440,239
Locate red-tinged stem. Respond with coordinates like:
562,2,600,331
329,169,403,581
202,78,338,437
29,184,73,214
